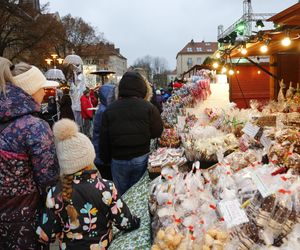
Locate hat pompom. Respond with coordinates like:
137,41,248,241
53,119,78,141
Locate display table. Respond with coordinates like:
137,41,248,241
108,172,151,250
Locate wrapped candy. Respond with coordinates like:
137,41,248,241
267,191,293,240
278,79,286,103
236,221,264,249
286,82,295,101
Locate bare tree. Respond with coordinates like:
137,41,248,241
0,0,64,67
132,55,169,82
61,14,104,55
153,56,168,74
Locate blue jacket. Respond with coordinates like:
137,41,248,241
92,84,116,167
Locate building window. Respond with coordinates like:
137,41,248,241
205,43,211,46
207,48,213,52
187,47,193,52
196,47,202,52
187,58,193,67
197,58,202,64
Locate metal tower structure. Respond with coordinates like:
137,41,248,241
217,0,276,41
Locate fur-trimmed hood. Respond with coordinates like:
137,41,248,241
143,79,153,102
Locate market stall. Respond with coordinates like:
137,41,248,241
147,69,300,249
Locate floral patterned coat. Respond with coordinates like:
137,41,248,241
0,83,59,248
36,170,140,250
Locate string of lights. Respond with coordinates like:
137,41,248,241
213,24,300,76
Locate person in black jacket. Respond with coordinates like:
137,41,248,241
100,71,163,195
59,88,75,120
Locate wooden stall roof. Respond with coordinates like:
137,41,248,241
268,3,300,26
181,64,211,79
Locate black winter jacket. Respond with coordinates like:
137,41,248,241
100,97,163,162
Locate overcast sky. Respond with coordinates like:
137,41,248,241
41,0,298,69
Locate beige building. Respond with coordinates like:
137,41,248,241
108,51,127,82
176,40,218,77
167,69,177,83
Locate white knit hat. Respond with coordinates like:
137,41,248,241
14,66,59,95
53,119,96,175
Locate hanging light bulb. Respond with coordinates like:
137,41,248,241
228,69,234,75
260,45,268,53
241,47,247,55
216,52,221,59
221,66,227,74
281,36,291,46
212,62,219,69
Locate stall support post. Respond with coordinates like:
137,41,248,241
269,54,278,100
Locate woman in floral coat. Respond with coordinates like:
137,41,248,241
0,58,59,249
36,119,140,250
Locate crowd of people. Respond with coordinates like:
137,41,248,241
0,57,164,249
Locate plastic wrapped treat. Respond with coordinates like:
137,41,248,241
279,223,300,250
246,191,272,225
201,227,229,250
277,79,286,103
255,194,276,228
266,191,293,241
236,221,264,250
273,209,297,247
234,170,258,204
151,225,184,250
286,82,295,101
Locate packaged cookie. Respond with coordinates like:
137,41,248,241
236,221,263,250
273,209,297,246
245,192,264,222
267,192,293,238
255,194,276,228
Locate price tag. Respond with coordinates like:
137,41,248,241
218,199,249,228
242,122,260,138
260,134,272,151
251,172,273,198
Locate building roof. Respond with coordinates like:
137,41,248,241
176,40,218,58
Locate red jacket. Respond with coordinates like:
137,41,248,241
90,90,98,107
80,95,93,119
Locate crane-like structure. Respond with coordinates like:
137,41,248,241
217,0,276,41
